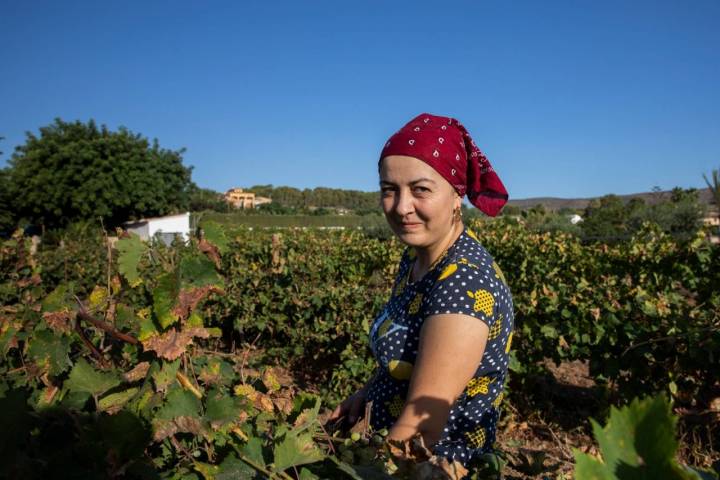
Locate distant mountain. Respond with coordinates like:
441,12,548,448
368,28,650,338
507,188,714,212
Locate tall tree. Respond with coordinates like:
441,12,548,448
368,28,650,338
704,168,720,214
7,119,193,229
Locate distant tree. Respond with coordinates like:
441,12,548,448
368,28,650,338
7,119,193,229
246,185,381,211
581,195,628,240
501,205,520,216
188,185,230,213
0,167,16,234
704,168,720,213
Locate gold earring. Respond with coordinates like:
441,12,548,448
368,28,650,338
453,206,463,222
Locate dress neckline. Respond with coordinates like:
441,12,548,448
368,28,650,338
405,225,467,287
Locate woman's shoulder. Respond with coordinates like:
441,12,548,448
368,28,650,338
442,227,498,279
428,226,511,309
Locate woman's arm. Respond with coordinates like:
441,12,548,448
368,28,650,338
387,313,489,446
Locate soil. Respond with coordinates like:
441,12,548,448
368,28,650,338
495,360,720,479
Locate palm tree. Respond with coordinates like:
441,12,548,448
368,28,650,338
703,168,720,219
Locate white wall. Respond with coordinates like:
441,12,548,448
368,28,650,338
148,212,190,241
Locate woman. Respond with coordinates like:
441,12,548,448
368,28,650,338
330,113,514,468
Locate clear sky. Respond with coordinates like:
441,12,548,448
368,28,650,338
1,0,718,200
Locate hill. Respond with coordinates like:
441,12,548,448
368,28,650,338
506,188,714,212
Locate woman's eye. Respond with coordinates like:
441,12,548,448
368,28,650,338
413,186,430,193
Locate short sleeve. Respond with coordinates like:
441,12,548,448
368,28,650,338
424,260,501,328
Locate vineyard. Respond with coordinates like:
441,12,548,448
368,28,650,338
1,219,719,479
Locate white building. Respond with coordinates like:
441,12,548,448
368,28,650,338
568,214,583,225
123,212,191,245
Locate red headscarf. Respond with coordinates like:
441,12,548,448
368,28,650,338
379,113,508,217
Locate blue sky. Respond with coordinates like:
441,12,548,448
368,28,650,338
1,0,718,200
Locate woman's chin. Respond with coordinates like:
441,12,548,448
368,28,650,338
393,229,426,246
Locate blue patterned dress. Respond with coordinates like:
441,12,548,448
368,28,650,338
366,226,514,467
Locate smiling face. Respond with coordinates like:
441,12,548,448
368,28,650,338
379,155,462,251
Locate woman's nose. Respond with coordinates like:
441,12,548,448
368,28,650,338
394,190,415,216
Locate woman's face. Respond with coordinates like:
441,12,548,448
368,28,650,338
379,155,461,250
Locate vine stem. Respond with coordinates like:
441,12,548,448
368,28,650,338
74,296,139,345
621,325,720,356
74,319,109,367
234,448,293,480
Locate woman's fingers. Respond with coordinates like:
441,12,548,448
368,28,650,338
347,393,365,424
328,402,345,421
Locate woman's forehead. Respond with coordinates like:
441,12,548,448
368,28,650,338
379,155,443,183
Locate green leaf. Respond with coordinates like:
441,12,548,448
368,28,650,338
179,255,224,289
117,233,146,286
205,389,243,428
291,396,321,435
273,431,324,472
138,314,160,342
299,468,320,480
202,221,229,254
153,272,180,328
573,450,614,480
216,453,258,479
578,395,700,480
41,283,75,312
98,387,139,412
540,325,558,338
152,359,181,392
156,388,202,420
239,436,266,468
65,358,121,396
27,329,72,375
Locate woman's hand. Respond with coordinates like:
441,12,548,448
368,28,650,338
327,386,368,430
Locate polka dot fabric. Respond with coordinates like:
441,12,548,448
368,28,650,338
366,226,514,470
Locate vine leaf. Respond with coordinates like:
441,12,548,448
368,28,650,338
195,453,257,480
152,359,181,392
153,273,180,329
116,233,146,287
273,430,325,472
98,387,139,414
179,255,225,289
205,389,245,430
27,329,72,375
41,284,76,333
142,327,212,361
65,358,121,396
202,221,229,254
156,388,202,420
574,395,703,480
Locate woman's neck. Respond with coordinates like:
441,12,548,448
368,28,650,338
411,222,464,282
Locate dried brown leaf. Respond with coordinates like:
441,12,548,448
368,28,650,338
152,416,207,442
43,310,76,334
17,273,41,289
142,327,211,360
172,286,223,323
198,238,222,268
272,395,294,415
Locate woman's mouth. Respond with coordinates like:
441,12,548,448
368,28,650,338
399,222,422,230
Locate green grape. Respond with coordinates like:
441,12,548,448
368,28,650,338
378,428,389,437
371,434,384,446
350,432,361,442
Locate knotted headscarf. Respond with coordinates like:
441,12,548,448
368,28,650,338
379,113,508,217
